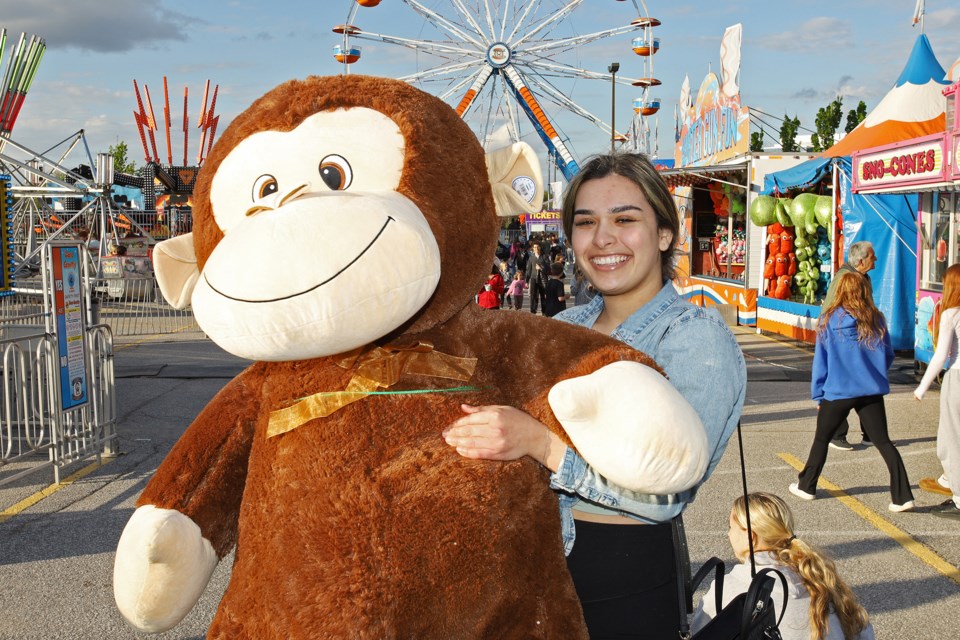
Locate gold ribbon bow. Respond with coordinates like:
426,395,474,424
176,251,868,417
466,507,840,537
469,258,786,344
266,340,477,438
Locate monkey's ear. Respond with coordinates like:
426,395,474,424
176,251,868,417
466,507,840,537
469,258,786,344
486,142,543,217
153,233,200,310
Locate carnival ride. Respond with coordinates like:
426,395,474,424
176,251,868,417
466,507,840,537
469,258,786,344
333,0,663,184
0,66,220,282
0,26,133,282
128,76,221,237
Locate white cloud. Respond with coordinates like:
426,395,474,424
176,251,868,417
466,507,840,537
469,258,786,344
1,0,196,53
754,17,854,52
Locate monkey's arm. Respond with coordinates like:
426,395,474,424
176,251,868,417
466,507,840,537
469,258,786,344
522,346,709,495
114,372,259,632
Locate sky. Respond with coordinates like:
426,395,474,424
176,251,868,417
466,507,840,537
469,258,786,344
2,0,959,179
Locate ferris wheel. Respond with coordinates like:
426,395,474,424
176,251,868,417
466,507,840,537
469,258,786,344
333,0,663,182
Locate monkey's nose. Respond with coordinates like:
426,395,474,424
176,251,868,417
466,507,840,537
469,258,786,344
245,183,312,217
278,183,311,207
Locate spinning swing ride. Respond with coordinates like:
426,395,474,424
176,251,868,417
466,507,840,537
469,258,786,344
333,0,664,183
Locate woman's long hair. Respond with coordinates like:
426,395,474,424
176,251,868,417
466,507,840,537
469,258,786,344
818,271,886,347
935,264,960,346
732,493,869,640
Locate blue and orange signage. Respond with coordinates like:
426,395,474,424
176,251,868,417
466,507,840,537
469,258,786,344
49,245,89,411
675,71,749,167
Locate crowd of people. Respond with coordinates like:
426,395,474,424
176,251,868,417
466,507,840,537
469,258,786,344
476,231,570,316
456,151,957,639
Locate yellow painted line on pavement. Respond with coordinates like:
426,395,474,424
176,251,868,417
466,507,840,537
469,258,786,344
113,324,202,351
0,460,106,524
779,452,960,586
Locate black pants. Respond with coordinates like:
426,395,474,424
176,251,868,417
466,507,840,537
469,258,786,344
566,520,679,639
528,278,546,314
798,395,913,505
832,418,870,442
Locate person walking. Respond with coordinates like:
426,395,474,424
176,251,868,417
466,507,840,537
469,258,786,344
542,262,567,318
822,241,877,451
693,492,875,640
443,153,746,639
524,242,549,314
569,265,597,306
790,271,915,512
914,263,960,520
505,271,526,311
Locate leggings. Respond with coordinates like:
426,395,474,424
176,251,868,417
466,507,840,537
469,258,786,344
797,395,914,506
566,520,679,639
937,368,960,501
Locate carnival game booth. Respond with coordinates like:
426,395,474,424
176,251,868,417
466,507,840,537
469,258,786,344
851,78,960,373
661,153,814,327
758,34,950,350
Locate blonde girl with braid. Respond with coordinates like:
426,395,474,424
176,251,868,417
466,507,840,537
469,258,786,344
692,493,875,640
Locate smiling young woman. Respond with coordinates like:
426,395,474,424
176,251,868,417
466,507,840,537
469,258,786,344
444,153,746,639
569,171,674,334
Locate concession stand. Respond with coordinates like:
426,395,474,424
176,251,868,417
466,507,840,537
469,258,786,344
756,34,950,350
658,24,813,326
851,78,960,374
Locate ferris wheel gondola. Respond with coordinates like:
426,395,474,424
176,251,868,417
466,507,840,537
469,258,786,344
333,1,663,181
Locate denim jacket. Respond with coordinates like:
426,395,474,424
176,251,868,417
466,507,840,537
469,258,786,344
551,281,746,554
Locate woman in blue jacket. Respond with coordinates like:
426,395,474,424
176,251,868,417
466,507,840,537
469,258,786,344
444,153,746,638
790,271,915,511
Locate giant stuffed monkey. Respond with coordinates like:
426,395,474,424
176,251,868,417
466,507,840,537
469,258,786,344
113,75,708,639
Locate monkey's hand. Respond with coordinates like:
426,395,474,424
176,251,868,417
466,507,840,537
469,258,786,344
113,505,218,632
548,361,709,494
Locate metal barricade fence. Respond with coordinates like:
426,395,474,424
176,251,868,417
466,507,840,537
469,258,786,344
0,260,191,486
0,323,117,487
91,275,204,338
0,331,54,486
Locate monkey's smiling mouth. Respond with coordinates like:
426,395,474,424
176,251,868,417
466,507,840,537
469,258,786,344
204,216,394,303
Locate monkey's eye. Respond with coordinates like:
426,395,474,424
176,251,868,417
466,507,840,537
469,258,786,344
252,174,279,202
319,155,353,191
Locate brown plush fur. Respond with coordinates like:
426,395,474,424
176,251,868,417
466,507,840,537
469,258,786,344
137,75,660,639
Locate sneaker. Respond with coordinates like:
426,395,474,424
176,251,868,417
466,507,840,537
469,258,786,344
920,476,953,496
888,500,916,513
930,500,960,520
789,483,816,500
860,436,873,447
829,439,854,451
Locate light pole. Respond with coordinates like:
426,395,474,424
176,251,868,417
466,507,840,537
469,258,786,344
608,62,620,153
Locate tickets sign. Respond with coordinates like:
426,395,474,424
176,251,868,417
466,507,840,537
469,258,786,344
852,134,947,192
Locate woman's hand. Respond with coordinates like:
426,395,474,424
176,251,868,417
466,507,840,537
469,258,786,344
442,404,566,471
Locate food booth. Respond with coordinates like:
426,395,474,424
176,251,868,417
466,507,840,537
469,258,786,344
851,78,960,374
659,25,814,326
756,34,950,350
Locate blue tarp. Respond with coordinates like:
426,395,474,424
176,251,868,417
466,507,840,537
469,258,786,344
761,157,832,196
761,157,917,351
836,157,917,351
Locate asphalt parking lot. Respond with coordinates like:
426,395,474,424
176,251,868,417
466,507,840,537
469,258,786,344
0,327,957,639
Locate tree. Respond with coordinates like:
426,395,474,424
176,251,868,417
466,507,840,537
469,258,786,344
810,95,844,152
779,114,801,152
108,141,136,174
844,100,867,134
750,130,764,152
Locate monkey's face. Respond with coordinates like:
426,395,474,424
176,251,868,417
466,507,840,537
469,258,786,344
190,107,441,361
